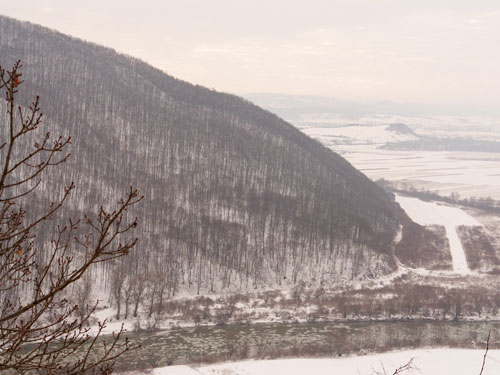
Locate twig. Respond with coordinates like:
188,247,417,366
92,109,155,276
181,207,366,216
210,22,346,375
478,331,490,375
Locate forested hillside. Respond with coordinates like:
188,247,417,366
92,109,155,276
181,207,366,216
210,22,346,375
0,15,400,306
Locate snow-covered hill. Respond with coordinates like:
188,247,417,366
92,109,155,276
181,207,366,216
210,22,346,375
0,15,403,304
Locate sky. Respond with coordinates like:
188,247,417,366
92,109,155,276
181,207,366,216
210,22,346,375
1,0,500,115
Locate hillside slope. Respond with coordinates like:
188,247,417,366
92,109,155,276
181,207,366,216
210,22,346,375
0,15,399,297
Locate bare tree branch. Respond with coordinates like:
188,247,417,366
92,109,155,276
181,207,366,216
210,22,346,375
0,61,142,374
478,331,490,375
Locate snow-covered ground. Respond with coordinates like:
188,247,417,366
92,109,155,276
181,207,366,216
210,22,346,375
88,307,135,336
395,195,482,274
332,147,500,200
291,116,500,200
395,195,482,228
295,113,500,142
153,348,500,375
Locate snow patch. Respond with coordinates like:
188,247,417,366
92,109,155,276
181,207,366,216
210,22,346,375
395,195,482,227
158,348,500,375
154,366,201,375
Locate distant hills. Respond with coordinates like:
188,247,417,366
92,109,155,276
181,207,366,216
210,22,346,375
386,123,416,136
244,92,500,118
0,15,404,299
246,93,500,153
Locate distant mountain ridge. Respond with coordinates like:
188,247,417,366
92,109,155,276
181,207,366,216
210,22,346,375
0,15,401,298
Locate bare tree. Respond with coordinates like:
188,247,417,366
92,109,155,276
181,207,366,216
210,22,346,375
371,358,417,375
0,61,142,374
130,271,147,318
478,332,490,375
74,271,93,325
111,263,126,320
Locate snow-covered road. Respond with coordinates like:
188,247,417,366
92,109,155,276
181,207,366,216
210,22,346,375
395,195,482,274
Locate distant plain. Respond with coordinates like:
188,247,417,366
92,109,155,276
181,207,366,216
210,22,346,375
294,114,500,200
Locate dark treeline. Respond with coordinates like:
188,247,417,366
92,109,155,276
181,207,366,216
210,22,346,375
383,136,500,153
377,179,500,215
0,16,400,316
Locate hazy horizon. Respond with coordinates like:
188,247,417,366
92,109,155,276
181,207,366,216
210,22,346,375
1,1,500,116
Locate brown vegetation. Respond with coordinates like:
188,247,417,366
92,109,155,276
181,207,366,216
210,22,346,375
458,226,500,273
396,211,451,270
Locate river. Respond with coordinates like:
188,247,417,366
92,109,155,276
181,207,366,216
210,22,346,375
113,320,499,371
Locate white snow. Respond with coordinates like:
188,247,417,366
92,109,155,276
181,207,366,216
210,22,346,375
444,224,469,274
155,348,500,375
296,113,500,142
334,148,500,200
395,195,482,274
294,117,500,201
394,195,482,227
154,366,201,375
87,307,135,336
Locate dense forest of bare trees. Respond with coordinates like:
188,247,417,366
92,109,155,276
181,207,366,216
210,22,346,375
0,60,142,374
0,16,401,316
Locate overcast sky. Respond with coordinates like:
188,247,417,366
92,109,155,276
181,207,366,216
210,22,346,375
1,1,500,115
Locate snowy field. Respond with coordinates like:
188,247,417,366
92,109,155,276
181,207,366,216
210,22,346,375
395,195,482,274
296,113,500,142
153,348,500,375
293,116,500,200
394,195,482,228
334,146,500,200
